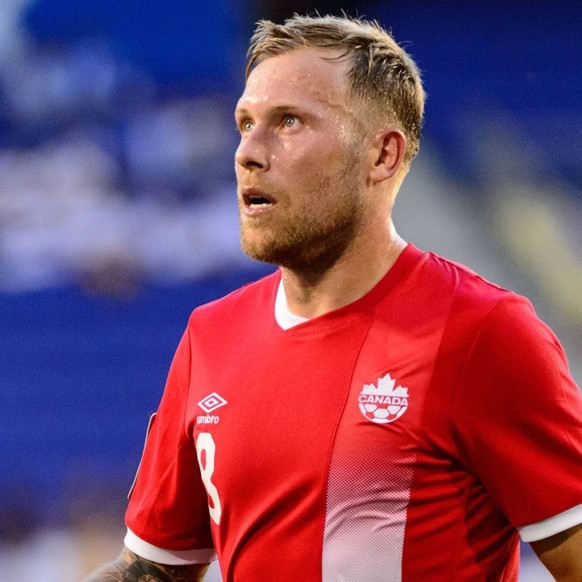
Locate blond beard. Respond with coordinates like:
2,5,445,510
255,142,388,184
239,162,365,273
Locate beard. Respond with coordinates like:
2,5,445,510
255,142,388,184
239,161,365,274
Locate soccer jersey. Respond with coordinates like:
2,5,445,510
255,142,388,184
125,244,582,581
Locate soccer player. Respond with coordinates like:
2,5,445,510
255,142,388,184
84,14,582,582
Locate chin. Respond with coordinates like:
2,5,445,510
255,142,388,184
241,235,292,266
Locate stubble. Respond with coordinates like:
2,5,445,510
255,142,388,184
239,160,365,275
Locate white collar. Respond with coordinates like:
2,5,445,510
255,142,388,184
274,280,309,330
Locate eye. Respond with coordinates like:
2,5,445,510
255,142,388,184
239,119,254,133
283,115,298,128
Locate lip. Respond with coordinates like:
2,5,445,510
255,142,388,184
240,186,278,216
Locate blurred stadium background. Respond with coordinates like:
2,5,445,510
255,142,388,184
0,0,580,579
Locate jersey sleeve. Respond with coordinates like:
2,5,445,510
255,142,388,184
125,323,216,564
452,295,582,541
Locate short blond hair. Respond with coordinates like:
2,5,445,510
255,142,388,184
246,14,425,165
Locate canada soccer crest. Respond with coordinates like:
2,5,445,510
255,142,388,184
358,372,409,424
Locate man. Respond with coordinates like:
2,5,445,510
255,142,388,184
85,14,582,582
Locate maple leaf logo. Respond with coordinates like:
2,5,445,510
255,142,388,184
358,372,409,425
362,373,409,397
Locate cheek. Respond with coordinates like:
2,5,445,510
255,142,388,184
282,136,346,171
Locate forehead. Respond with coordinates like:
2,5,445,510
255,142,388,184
236,48,351,115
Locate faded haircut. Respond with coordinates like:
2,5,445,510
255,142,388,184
246,14,426,166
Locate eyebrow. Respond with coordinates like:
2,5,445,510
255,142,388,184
235,104,305,119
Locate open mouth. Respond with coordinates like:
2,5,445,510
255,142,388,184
242,187,277,210
248,194,272,207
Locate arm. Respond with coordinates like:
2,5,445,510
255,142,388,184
83,545,210,582
530,524,582,582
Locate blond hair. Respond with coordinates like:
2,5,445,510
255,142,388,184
246,14,425,166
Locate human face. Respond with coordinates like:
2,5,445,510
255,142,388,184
234,48,368,272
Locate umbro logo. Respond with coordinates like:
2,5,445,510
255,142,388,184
199,392,228,413
197,392,228,424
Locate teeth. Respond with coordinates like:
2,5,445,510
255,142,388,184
250,197,271,205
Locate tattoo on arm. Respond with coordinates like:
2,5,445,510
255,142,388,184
124,558,190,582
83,547,209,582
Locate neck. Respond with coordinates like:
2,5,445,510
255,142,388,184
280,225,406,319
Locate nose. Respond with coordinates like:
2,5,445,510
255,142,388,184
235,130,270,172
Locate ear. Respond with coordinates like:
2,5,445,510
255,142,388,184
367,129,407,184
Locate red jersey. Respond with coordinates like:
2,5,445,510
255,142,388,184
125,244,582,581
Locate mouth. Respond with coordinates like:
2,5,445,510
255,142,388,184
241,187,277,214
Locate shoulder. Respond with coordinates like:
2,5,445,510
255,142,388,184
410,249,552,371
188,269,280,327
425,252,574,400
418,249,528,319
